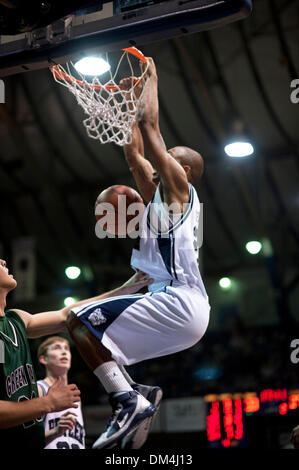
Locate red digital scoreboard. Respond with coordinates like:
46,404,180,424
205,388,299,448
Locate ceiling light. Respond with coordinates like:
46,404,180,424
246,241,262,255
74,57,110,76
63,297,77,307
219,277,232,289
224,141,254,158
65,266,81,280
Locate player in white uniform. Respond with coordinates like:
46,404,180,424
66,57,210,450
37,336,85,449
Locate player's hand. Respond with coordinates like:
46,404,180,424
55,411,78,436
120,270,153,295
141,57,157,78
290,424,299,448
119,76,143,100
46,377,81,412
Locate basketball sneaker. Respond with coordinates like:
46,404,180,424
121,384,163,449
92,390,156,449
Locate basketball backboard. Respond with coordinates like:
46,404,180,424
0,0,252,77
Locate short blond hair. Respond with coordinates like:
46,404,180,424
37,336,70,360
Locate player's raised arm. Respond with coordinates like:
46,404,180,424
124,119,157,203
120,77,157,203
137,58,189,209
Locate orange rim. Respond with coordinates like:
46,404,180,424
50,47,147,91
122,46,147,63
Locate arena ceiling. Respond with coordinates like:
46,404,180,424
0,0,298,320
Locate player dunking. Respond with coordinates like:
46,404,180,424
66,57,210,449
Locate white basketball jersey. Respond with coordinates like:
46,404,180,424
37,380,85,449
131,183,208,298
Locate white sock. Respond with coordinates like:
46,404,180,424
93,361,133,394
119,366,136,386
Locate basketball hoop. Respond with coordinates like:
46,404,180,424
50,47,148,146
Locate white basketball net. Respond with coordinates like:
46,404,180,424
50,48,148,147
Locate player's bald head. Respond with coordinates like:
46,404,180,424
168,146,204,185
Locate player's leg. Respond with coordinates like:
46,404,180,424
66,312,156,449
67,288,208,448
66,313,112,368
117,286,209,448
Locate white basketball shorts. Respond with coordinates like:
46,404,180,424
71,285,210,366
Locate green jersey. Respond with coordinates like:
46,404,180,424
0,310,45,449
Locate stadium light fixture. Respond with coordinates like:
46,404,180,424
74,56,110,76
224,119,254,158
224,141,254,158
65,266,81,280
219,277,232,289
246,241,262,255
63,297,78,307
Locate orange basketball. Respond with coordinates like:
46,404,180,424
95,185,145,236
